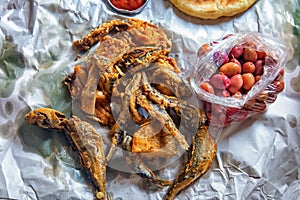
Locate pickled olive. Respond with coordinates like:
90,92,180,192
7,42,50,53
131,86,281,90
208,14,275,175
200,81,215,94
219,62,241,77
210,74,231,89
256,51,267,59
242,62,255,73
230,58,241,67
229,45,243,58
198,36,284,127
197,43,211,57
243,47,257,62
242,73,255,90
272,80,284,92
254,60,264,76
213,51,229,66
232,91,242,98
228,74,243,93
279,68,284,76
255,75,261,82
223,90,231,97
277,69,285,81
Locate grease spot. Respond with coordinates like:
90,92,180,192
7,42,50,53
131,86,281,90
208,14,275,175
287,114,297,128
290,72,300,92
5,101,13,116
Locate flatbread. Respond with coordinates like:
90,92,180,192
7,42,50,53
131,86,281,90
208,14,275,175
169,0,257,19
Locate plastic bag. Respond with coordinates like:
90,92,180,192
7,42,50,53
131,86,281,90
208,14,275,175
190,33,290,126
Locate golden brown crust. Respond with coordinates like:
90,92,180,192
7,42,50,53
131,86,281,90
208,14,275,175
165,126,217,200
169,0,257,19
25,108,107,200
132,125,178,158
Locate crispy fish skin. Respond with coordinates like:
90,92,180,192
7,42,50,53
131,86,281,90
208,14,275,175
66,18,174,128
64,117,107,200
121,133,173,187
66,17,218,199
25,107,66,129
138,72,189,150
73,19,132,51
125,150,173,187
164,126,217,200
64,49,173,127
73,18,171,52
25,108,107,200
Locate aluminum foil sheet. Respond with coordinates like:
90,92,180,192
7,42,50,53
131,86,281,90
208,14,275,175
1,0,300,199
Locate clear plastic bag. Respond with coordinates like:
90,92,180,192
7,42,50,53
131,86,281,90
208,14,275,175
190,33,290,126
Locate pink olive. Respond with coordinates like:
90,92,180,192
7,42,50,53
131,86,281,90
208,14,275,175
229,45,244,58
210,74,231,90
255,75,261,82
254,60,264,76
256,51,267,59
213,51,229,66
228,74,243,93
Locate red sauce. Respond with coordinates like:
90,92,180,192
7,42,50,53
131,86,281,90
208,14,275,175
110,0,146,11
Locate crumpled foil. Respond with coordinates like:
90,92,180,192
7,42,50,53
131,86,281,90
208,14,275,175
1,0,300,199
